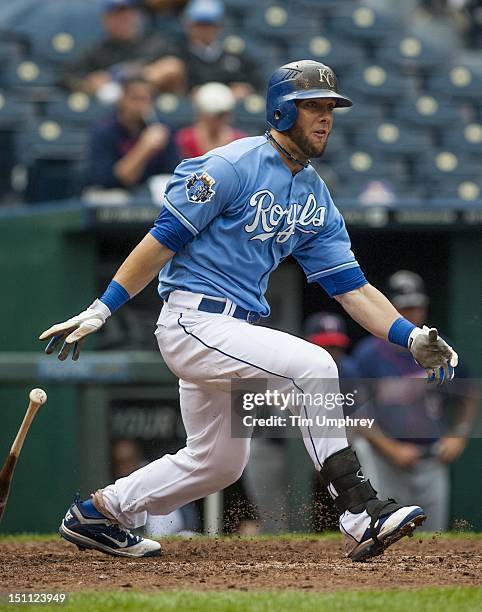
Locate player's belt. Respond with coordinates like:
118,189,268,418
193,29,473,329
198,297,261,324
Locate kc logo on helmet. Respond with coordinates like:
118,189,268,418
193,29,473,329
318,67,335,88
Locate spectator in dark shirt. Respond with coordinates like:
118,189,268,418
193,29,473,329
175,82,246,159
179,0,263,98
65,0,184,102
88,77,179,191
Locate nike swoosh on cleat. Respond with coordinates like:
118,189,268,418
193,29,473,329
103,534,130,548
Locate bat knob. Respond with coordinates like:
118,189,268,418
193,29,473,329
29,388,47,405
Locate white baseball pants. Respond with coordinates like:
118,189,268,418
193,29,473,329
101,291,348,529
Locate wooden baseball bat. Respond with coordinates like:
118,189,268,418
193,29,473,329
0,388,47,523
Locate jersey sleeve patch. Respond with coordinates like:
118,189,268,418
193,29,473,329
162,154,240,235
185,172,216,203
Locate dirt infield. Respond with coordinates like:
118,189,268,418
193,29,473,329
0,537,481,592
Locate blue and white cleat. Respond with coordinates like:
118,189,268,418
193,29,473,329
59,498,161,558
343,504,426,562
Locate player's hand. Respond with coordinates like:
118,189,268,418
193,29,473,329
437,436,466,464
374,438,421,468
139,124,169,153
390,441,421,469
39,299,111,361
409,326,458,384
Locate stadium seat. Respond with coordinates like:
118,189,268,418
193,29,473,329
354,121,432,157
297,0,355,14
0,40,20,69
328,5,398,45
30,2,104,65
16,120,89,202
441,123,482,157
0,92,33,127
374,35,449,73
234,94,266,134
427,178,482,204
343,65,414,104
245,3,317,43
0,93,33,197
44,93,104,127
289,35,366,73
335,179,414,202
154,94,194,129
0,0,39,34
3,0,103,64
3,59,57,95
17,120,89,162
22,158,87,202
334,150,406,180
413,150,480,188
332,103,384,132
222,33,278,81
320,147,413,202
426,65,482,103
393,95,461,131
223,0,260,20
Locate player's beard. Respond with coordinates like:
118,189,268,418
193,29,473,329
286,124,328,159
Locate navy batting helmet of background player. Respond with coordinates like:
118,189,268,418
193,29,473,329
266,59,352,132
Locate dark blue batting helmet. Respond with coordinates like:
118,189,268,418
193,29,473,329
266,59,352,131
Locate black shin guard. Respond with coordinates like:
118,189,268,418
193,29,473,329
319,446,377,514
320,447,403,547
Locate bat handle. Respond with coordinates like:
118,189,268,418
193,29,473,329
10,389,47,457
10,401,42,457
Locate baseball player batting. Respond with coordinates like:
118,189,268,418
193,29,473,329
39,60,458,562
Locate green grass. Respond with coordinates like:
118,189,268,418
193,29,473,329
0,532,60,543
1,587,480,612
1,531,481,543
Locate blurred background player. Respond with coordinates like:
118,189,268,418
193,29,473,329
352,271,478,531
87,77,179,194
175,82,246,159
64,0,184,102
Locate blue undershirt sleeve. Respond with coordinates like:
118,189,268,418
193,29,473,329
317,266,368,297
149,206,194,252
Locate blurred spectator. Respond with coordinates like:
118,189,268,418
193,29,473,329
64,0,184,103
352,270,478,531
179,0,263,98
420,0,482,48
175,82,246,159
87,77,179,192
111,439,200,536
359,180,397,207
450,0,482,48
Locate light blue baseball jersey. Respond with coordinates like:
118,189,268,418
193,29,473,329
153,135,364,317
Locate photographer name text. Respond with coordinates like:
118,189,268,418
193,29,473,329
242,414,374,428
